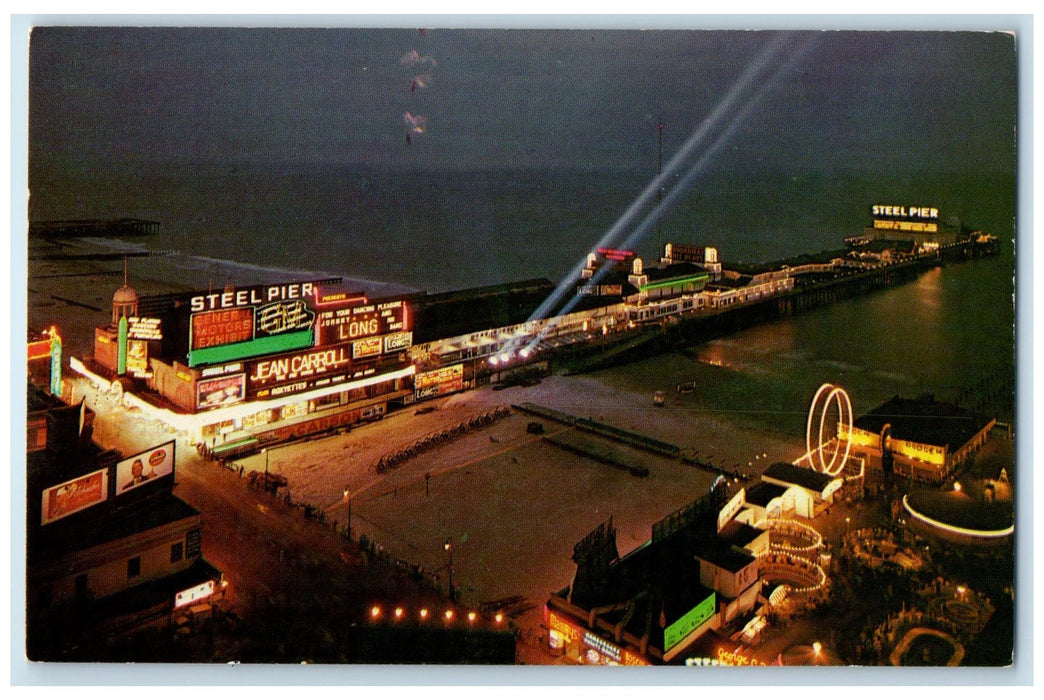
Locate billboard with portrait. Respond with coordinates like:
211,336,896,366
41,468,109,525
116,440,175,494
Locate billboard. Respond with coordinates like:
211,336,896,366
246,344,353,397
663,591,716,651
668,244,707,264
870,204,940,233
186,283,321,367
127,316,163,341
414,364,463,399
316,299,407,347
547,611,649,665
191,308,254,350
352,336,383,359
41,469,108,525
196,373,246,410
117,440,175,494
126,339,150,378
383,331,413,353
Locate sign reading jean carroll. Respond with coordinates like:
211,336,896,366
116,441,175,494
246,344,353,396
41,469,108,525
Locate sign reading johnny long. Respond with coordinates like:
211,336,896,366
316,300,406,346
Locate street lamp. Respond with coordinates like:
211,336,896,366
845,517,851,536
444,538,454,602
343,486,352,539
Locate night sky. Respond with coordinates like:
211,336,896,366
28,26,1017,179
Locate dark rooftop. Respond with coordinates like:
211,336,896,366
853,395,993,452
717,519,766,550
696,543,755,575
29,494,200,565
744,481,789,508
762,462,838,494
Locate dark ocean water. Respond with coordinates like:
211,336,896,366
27,163,1017,425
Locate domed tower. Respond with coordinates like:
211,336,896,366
112,257,139,325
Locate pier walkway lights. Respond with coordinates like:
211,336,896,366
512,33,817,352
806,383,853,476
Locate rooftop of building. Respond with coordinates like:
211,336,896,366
566,505,761,654
762,462,838,494
853,394,994,451
744,481,790,507
724,249,846,276
29,492,201,565
642,261,711,283
717,519,766,549
27,381,67,413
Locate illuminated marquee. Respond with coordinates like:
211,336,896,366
186,282,324,367
316,299,407,347
871,205,940,233
871,205,939,219
126,339,151,378
189,282,316,312
547,611,648,665
245,345,355,398
383,332,413,354
414,364,464,399
597,247,635,262
668,244,708,263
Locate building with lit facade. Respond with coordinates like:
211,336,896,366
26,382,222,659
545,482,769,665
842,394,995,482
73,278,416,451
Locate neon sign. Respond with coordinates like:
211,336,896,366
256,299,314,335
663,591,716,651
249,346,351,385
191,308,254,350
316,299,406,346
189,282,316,312
871,205,939,220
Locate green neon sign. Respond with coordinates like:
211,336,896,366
117,316,128,375
663,591,716,651
187,328,314,367
639,273,710,293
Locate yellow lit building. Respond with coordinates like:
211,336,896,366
842,394,995,482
